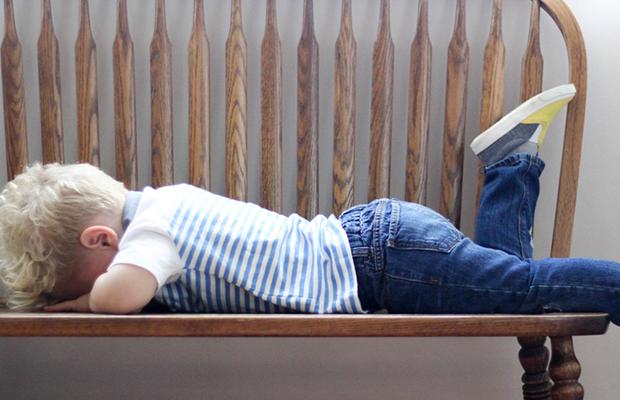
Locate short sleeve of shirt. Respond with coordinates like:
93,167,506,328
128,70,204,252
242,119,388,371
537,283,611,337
107,186,186,290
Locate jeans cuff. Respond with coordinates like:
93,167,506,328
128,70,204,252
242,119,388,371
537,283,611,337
484,153,546,174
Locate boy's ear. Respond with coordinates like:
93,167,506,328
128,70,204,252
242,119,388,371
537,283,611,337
79,226,119,250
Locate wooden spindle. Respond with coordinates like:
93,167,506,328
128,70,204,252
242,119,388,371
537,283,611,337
225,0,248,201
476,0,505,214
113,0,137,189
1,0,28,179
297,0,319,219
522,0,543,101
549,336,584,399
405,0,431,204
75,0,99,165
440,0,469,228
518,336,553,400
368,0,394,202
332,0,356,216
150,0,173,187
188,0,210,189
479,0,505,132
38,0,64,164
261,0,282,212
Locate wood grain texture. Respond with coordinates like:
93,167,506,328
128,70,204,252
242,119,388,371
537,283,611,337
37,0,64,164
479,0,505,133
475,0,505,215
113,0,138,189
75,0,99,165
0,313,608,338
260,0,282,212
549,336,584,400
1,0,28,180
522,0,543,101
188,0,211,189
368,0,394,202
405,0,431,204
518,336,553,400
150,0,174,187
296,0,319,219
540,0,587,258
225,0,248,201
439,0,469,228
332,0,356,216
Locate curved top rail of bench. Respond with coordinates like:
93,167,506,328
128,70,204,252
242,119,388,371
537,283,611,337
540,0,587,258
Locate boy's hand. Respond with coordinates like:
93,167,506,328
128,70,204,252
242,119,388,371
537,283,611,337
43,264,156,314
44,293,91,313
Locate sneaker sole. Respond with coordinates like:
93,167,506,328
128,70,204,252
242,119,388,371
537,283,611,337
470,84,576,155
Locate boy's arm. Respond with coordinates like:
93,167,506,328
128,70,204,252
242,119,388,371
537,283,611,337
89,264,158,313
45,264,157,314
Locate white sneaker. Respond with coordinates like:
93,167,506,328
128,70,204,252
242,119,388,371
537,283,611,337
471,84,576,165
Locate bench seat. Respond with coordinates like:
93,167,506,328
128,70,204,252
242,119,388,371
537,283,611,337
0,313,609,337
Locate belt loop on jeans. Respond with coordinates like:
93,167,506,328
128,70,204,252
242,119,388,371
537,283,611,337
388,200,400,247
372,200,386,272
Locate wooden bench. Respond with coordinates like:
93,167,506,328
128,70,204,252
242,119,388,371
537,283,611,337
0,1,610,399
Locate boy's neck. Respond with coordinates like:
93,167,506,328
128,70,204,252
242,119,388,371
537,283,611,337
121,191,142,232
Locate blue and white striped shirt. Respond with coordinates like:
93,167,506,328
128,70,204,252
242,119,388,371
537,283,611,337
115,184,364,313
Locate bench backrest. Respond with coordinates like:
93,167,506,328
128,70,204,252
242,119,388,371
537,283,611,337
0,0,586,258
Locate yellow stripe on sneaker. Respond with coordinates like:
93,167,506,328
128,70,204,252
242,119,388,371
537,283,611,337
522,97,574,146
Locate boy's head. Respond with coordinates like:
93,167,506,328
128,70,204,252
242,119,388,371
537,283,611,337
0,163,127,311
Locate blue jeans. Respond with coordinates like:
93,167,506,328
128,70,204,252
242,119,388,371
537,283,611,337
340,154,620,325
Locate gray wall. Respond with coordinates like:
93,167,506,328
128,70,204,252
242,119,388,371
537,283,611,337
1,1,618,399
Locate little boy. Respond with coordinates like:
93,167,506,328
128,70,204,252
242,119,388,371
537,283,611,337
1,84,619,325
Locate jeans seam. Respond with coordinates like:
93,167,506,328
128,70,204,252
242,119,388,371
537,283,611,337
532,284,620,293
518,156,534,259
384,272,529,295
384,272,439,286
441,283,528,295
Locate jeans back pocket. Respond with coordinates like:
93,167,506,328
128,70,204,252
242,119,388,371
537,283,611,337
386,201,463,253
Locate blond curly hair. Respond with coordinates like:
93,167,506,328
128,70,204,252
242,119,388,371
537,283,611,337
0,163,127,311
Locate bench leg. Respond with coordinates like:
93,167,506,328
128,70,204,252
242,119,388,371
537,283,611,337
549,336,584,400
518,336,552,400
